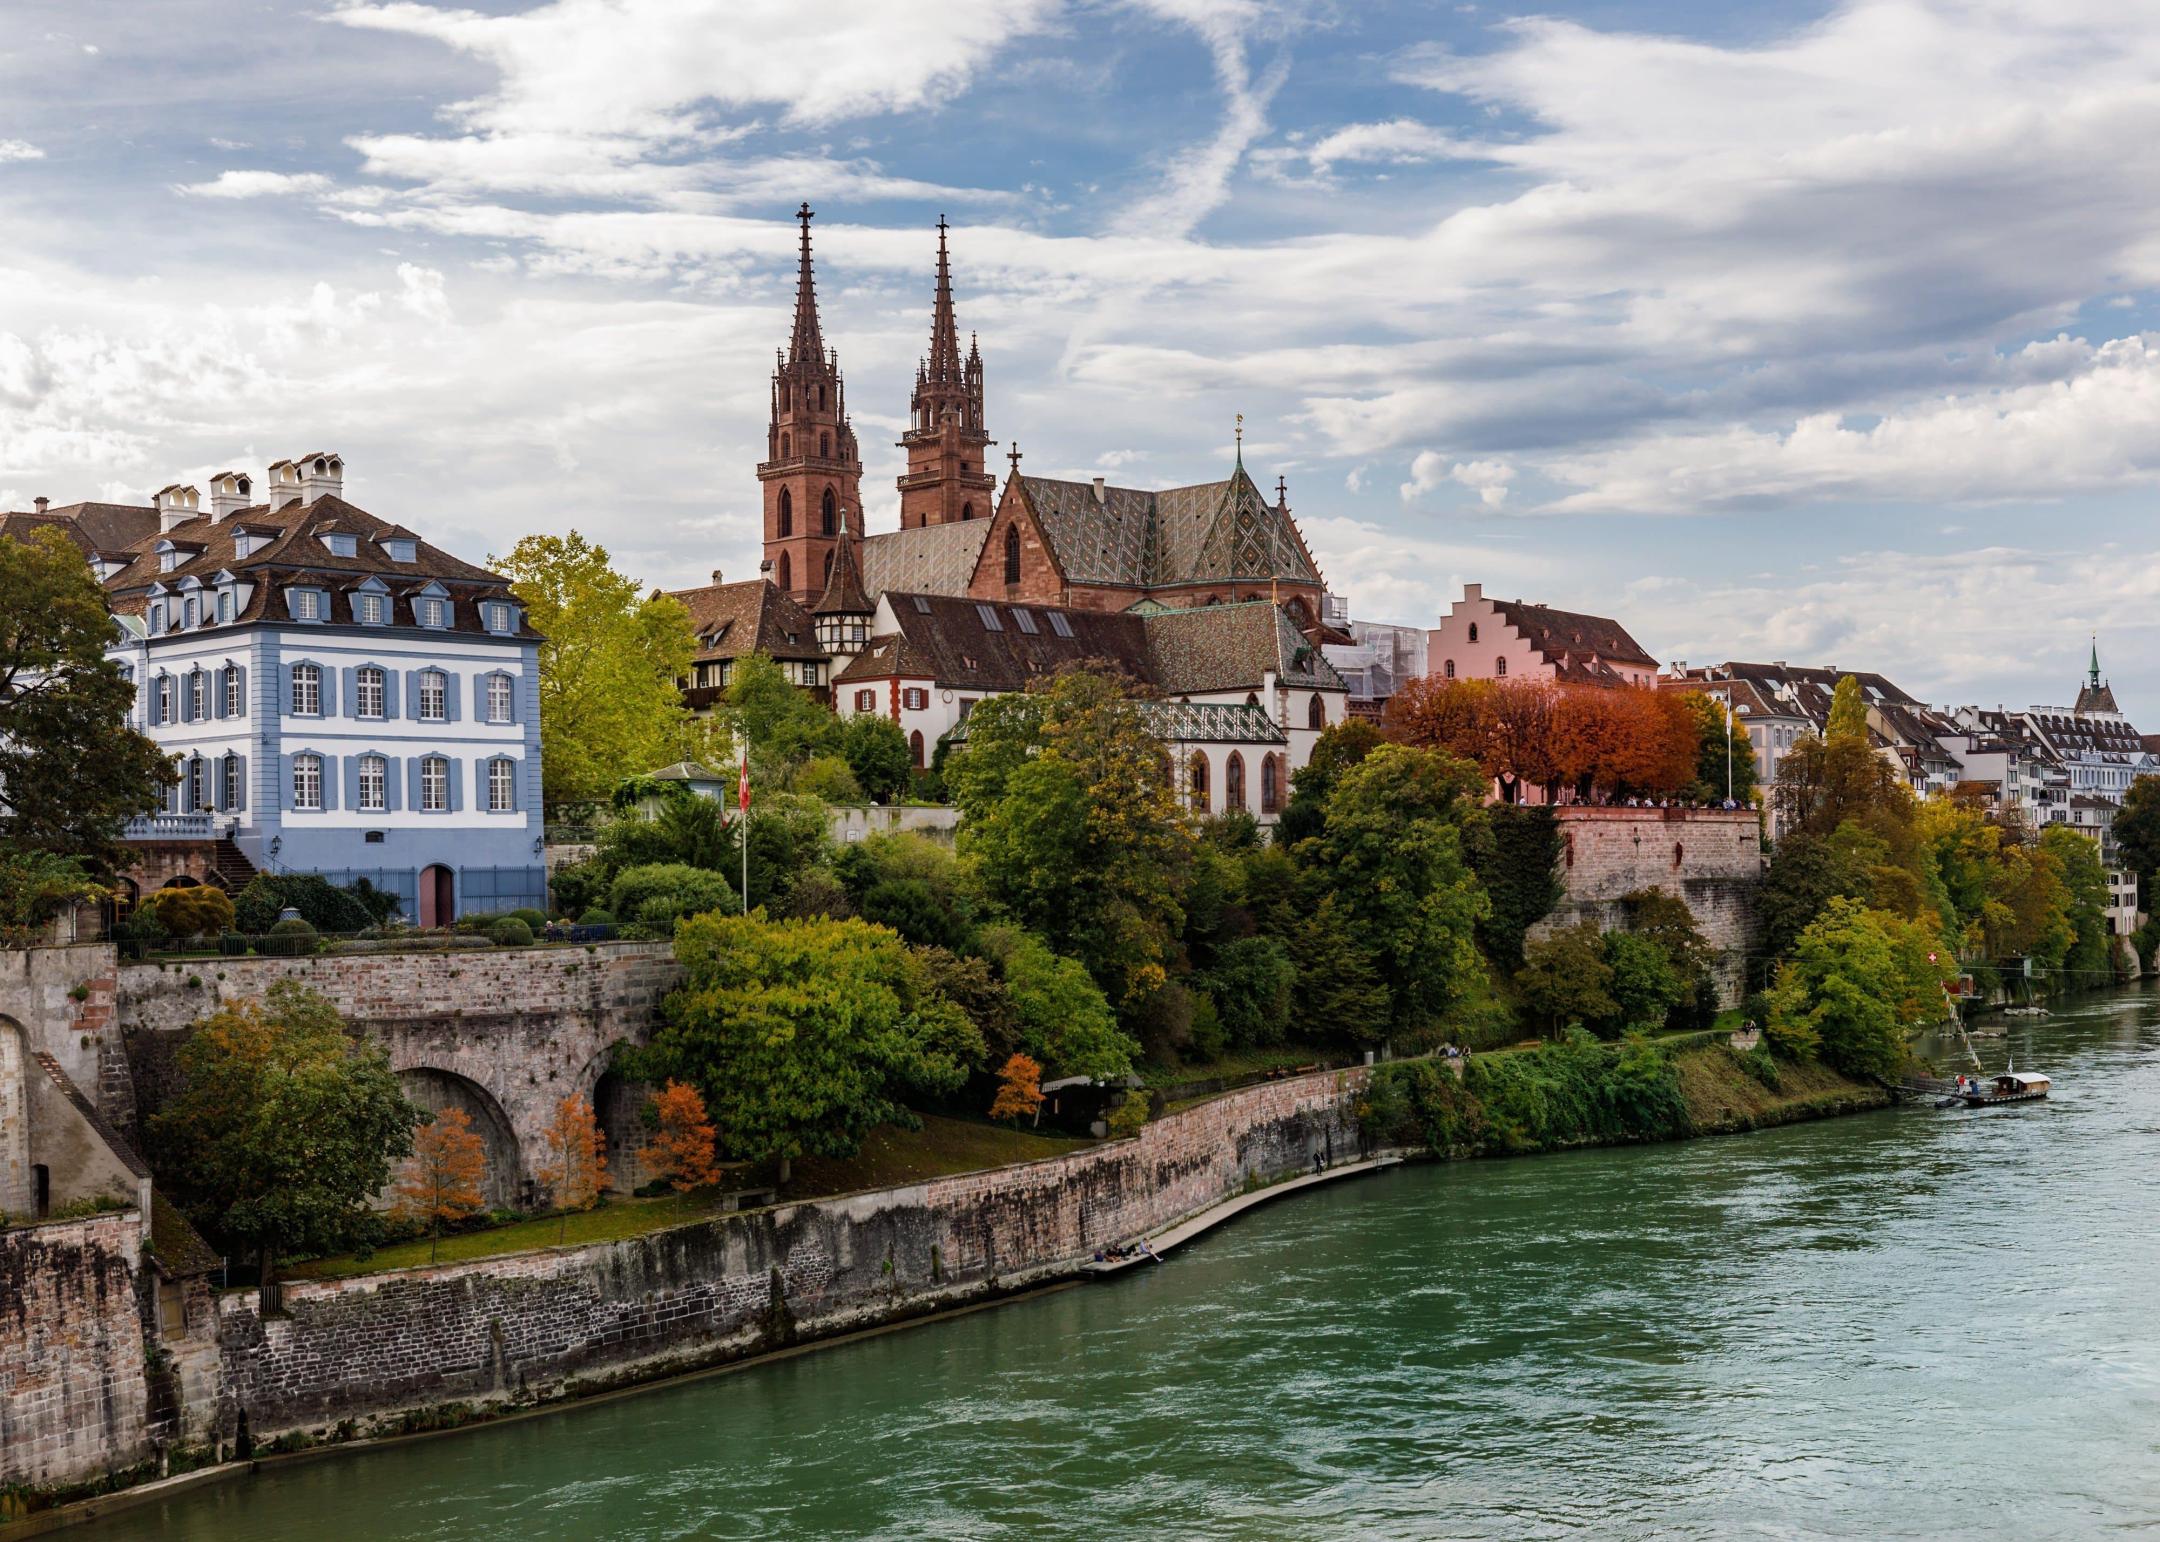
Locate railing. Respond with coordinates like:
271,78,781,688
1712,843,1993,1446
121,812,217,840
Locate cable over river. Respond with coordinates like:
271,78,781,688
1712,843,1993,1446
89,988,2160,1539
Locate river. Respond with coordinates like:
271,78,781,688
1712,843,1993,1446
88,988,2160,1540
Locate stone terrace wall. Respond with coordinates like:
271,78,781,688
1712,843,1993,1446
214,1066,1369,1438
1538,807,1764,1004
0,945,127,1133
118,943,681,1191
0,1211,151,1489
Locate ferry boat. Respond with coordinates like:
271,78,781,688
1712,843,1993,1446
1953,1070,2051,1107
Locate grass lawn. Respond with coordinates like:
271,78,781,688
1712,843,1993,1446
288,1113,1094,1280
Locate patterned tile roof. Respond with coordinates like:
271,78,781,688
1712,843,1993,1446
858,520,992,598
1133,701,1286,745
1016,464,1323,590
667,577,824,662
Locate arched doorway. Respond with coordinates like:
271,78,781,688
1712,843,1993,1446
418,864,454,929
391,1068,522,1208
593,1067,653,1194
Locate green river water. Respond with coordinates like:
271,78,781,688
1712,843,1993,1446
87,988,2160,1539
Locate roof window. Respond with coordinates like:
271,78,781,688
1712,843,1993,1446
322,533,357,557
380,538,417,564
1012,608,1038,635
1047,611,1073,639
912,595,931,614
976,603,1002,632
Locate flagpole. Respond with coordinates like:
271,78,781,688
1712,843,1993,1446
739,747,750,914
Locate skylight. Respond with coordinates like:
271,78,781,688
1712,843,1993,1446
1047,611,1073,638
976,603,1002,632
1012,609,1038,635
912,595,931,614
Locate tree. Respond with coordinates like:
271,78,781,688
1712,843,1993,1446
725,653,841,778
1303,744,1490,1037
147,981,419,1306
1827,674,1869,742
1287,892,1392,1042
0,529,171,862
640,912,981,1178
598,788,731,873
539,1093,607,1211
1620,889,1718,1028
1763,898,1949,1078
2038,826,2113,988
608,862,736,933
1679,690,1758,804
393,1108,488,1261
955,668,1190,1013
1601,931,1682,1036
989,1053,1045,1124
977,923,1137,1079
0,849,107,947
841,714,914,804
1385,675,1494,774
1469,804,1564,970
1198,935,1296,1049
648,1080,720,1191
1277,719,1385,844
492,531,697,809
144,885,235,940
2114,775,2160,911
1517,922,1618,1035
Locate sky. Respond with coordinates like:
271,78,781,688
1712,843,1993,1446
3,0,2159,716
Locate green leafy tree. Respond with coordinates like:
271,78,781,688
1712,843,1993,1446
1827,675,1870,742
841,714,914,804
0,529,171,861
1287,892,1392,1041
977,923,1137,1080
732,790,833,910
2113,775,2160,911
1763,898,1948,1078
1301,743,1490,1038
1275,719,1384,845
148,982,419,1307
794,754,864,804
1757,830,1876,973
639,913,981,1176
1680,690,1759,805
1620,889,1719,1029
724,653,842,777
1198,935,1296,1049
1517,922,1618,1035
493,531,697,808
0,849,107,947
2038,825,2113,987
1468,804,1564,970
607,862,736,932
1601,931,1683,1036
598,789,732,873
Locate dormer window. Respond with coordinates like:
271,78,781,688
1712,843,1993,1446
418,597,447,628
359,592,385,625
159,550,180,574
485,601,513,633
149,602,166,634
183,597,199,629
381,538,417,564
291,588,320,621
322,533,357,558
217,589,234,623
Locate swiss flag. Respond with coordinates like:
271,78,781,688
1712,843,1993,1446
738,753,751,813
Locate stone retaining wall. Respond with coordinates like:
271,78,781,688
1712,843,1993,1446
0,1211,150,1489
214,1065,1369,1438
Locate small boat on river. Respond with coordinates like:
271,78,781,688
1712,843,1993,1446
1950,1070,2051,1107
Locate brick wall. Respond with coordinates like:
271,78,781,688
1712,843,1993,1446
0,1211,151,1488
1538,807,1764,1003
214,1065,1370,1438
0,946,125,1132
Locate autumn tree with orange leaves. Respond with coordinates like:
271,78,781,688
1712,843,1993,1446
1390,674,1696,804
988,1052,1045,1125
393,1106,488,1261
648,1080,720,1191
539,1093,608,1214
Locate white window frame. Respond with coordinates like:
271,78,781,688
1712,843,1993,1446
358,754,387,812
486,674,512,724
359,592,385,625
292,588,320,621
223,666,243,718
156,675,173,724
217,588,234,623
488,758,515,812
358,666,386,720
419,597,446,628
222,754,241,810
420,757,448,813
292,662,322,716
189,757,208,812
187,671,205,720
293,753,323,811
418,670,447,722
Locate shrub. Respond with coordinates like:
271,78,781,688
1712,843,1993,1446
508,908,548,932
260,916,319,957
146,886,236,940
549,858,612,921
232,874,374,935
607,864,735,934
794,754,864,804
1601,931,1683,1037
1105,1088,1150,1138
576,907,616,927
489,918,534,948
840,714,914,804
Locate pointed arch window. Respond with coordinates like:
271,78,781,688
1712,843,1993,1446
1468,622,1479,643
1495,656,1507,677
1004,525,1021,584
1307,693,1326,730
1261,754,1281,815
1225,752,1247,812
821,488,837,536
778,551,792,594
961,502,973,522
1189,752,1210,813
779,488,793,537
819,431,831,458
909,730,925,769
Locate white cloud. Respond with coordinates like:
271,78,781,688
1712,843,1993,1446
1400,450,1513,507
1267,117,1468,181
396,264,452,324
174,170,334,199
1114,1,1286,236
0,140,45,164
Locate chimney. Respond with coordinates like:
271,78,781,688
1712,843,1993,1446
153,483,201,533
1092,476,1105,503
265,459,302,509
1671,659,1687,675
208,470,253,522
711,569,724,585
298,451,344,506
32,497,47,514
1463,582,1482,602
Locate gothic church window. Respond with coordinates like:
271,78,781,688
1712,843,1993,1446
820,432,831,458
779,488,793,537
1468,623,1478,642
778,552,791,593
781,433,791,458
1226,752,1246,812
1004,525,1021,584
1308,694,1325,730
821,488,837,536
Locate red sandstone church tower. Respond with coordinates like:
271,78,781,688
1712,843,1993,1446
896,218,995,528
760,204,863,603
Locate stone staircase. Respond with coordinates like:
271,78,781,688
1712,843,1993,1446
211,837,257,891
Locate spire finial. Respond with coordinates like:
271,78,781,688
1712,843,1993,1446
1275,474,1287,506
787,201,826,364
1234,413,1244,469
2091,633,2102,688
1008,442,1022,474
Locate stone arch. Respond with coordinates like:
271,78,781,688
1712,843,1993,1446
396,1067,521,1208
592,1065,654,1195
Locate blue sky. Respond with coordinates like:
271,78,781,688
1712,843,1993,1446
5,0,2160,715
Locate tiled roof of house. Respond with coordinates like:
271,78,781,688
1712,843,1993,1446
0,501,161,557
1015,465,1323,590
98,493,527,638
666,578,824,663
1144,601,1345,694
814,528,874,616
1699,662,1920,729
1490,598,1658,676
1134,701,1287,745
151,1190,221,1277
858,520,992,599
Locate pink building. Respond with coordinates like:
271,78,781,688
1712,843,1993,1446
1425,583,1658,689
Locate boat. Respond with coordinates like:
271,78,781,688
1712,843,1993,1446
1953,1070,2051,1107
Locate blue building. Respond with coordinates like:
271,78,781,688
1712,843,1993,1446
88,454,545,924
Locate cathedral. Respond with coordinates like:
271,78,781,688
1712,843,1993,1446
740,204,1338,635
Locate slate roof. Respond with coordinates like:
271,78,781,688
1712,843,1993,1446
0,501,161,557
814,528,874,616
1696,661,1921,730
666,578,824,663
858,520,992,599
833,594,1346,698
151,1190,221,1277
98,493,527,637
1015,464,1323,590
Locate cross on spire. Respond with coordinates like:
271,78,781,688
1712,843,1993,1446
1008,442,1022,474
1234,413,1244,468
1275,475,1287,506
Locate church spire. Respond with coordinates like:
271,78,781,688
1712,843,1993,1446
897,216,994,529
926,214,962,384
788,202,825,365
2090,634,2103,690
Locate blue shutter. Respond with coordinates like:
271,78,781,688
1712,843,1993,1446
344,756,361,811
384,756,402,812
151,673,166,726
281,665,295,716
447,758,464,812
210,671,223,722
444,674,461,724
278,753,294,812
342,668,359,718
501,673,519,725
234,755,248,812
319,754,339,811
404,670,420,721
383,669,400,719
407,758,423,811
